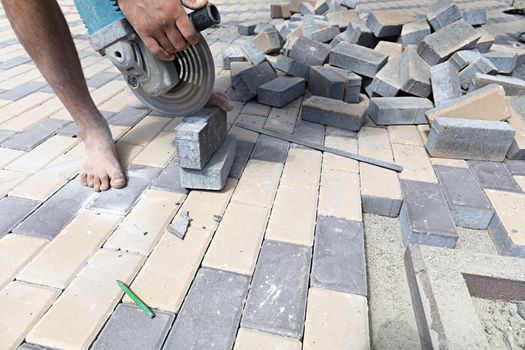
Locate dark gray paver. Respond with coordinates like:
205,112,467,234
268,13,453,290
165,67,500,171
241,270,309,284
1,118,69,151
231,61,277,102
505,160,525,176
290,36,331,67
13,180,97,240
308,66,345,100
301,95,367,131
469,161,522,193
258,76,305,108
311,216,367,296
434,165,494,230
250,134,289,164
400,180,458,248
0,56,31,70
149,157,188,194
329,42,388,78
0,197,41,238
88,165,161,215
292,120,325,147
163,268,250,350
91,304,174,350
274,55,309,80
0,129,16,143
86,71,121,89
108,106,150,127
0,81,47,101
241,240,312,339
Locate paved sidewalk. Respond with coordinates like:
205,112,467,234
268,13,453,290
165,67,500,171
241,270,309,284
0,0,524,349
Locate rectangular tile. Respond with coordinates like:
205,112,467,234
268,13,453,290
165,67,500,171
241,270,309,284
26,249,145,350
163,267,250,350
469,161,522,193
318,170,362,221
108,106,150,127
1,118,68,151
280,147,322,188
0,81,47,100
392,143,438,183
0,128,15,143
264,105,299,134
131,131,176,167
118,115,170,146
387,125,423,146
234,328,302,350
0,147,24,167
149,157,188,194
251,135,290,164
0,169,31,197
0,196,40,238
241,240,312,339
228,114,266,179
323,127,359,174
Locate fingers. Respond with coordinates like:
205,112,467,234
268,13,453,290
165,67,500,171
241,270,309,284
166,24,189,52
175,14,199,45
181,0,209,10
207,91,234,112
142,36,175,61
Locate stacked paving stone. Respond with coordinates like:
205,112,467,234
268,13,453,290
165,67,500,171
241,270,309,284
174,107,236,191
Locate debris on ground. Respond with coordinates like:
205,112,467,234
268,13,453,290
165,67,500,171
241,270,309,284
167,210,192,239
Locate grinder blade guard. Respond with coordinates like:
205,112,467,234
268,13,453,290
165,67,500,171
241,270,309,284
73,0,220,116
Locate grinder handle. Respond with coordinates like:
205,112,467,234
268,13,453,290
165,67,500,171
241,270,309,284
188,4,221,32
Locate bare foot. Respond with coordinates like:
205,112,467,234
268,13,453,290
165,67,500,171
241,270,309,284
78,116,126,192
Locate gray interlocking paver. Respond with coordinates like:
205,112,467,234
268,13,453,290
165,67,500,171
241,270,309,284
1,118,69,151
0,81,47,101
506,160,525,176
292,120,325,147
108,106,150,127
0,197,41,238
149,157,187,194
469,161,522,193
0,129,16,143
86,71,120,88
250,134,289,164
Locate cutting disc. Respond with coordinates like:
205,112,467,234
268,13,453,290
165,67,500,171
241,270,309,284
130,33,215,117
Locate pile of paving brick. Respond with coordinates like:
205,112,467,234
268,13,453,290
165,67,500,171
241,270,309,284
222,0,525,163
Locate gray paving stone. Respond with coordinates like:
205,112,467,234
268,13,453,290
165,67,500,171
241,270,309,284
330,31,351,48
88,165,161,215
341,0,357,8
368,55,402,97
505,159,525,176
0,81,47,101
175,108,227,169
237,23,256,36
417,19,480,65
86,71,120,88
400,45,432,98
326,66,362,103
368,97,433,125
108,106,150,127
253,30,283,54
434,165,494,230
462,8,486,26
163,268,249,350
308,66,345,100
179,135,236,191
258,76,305,108
231,61,277,102
241,240,311,339
1,118,69,151
448,49,483,71
487,200,525,259
241,40,266,65
0,197,41,239
309,26,340,43
14,180,97,240
91,304,174,350
458,57,497,90
329,42,388,78
56,122,79,137
0,129,16,143
222,46,246,70
426,118,515,162
290,36,331,67
273,55,309,80
150,157,188,194
0,56,31,70
292,120,325,147
366,10,413,38
430,62,462,106
483,52,518,74
475,27,494,53
471,73,525,96
250,135,289,164
400,180,458,248
426,0,462,31
302,95,367,131
469,161,523,193
400,21,431,48
345,19,377,48
311,216,367,296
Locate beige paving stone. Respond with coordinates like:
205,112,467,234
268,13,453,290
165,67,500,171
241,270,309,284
0,234,47,290
0,64,35,81
323,127,359,174
0,147,25,168
124,227,212,313
265,184,318,246
387,125,423,146
26,249,145,350
234,328,302,350
318,170,362,221
0,92,54,120
161,116,182,132
115,142,145,168
303,288,370,350
264,105,299,134
97,93,127,113
231,159,283,209
17,210,122,290
0,169,31,197
485,190,525,246
178,178,237,232
5,136,78,173
131,131,176,167
104,190,185,255
0,282,60,350
430,157,468,168
280,147,322,189
0,98,63,131
9,153,82,201
392,143,438,183
0,69,44,90
203,202,270,275
90,80,125,106
515,176,525,192
118,116,170,146
50,108,73,121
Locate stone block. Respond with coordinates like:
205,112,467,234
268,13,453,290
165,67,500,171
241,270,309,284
1,118,68,151
309,26,340,43
369,55,402,97
417,19,480,65
231,61,278,102
458,57,496,90
431,62,462,106
374,41,403,57
329,42,388,78
273,55,309,80
254,22,277,35
163,268,250,350
426,118,515,162
475,28,494,53
314,0,329,15
299,2,315,15
483,51,518,74
368,97,433,125
507,96,525,160
174,107,227,169
271,4,291,19
241,40,266,65
434,165,494,229
258,76,306,108
448,49,483,71
91,304,174,350
179,135,236,191
341,0,357,9
308,66,345,100
471,73,525,96
108,106,149,127
230,61,252,77
251,135,289,164
400,21,431,48
469,160,522,193
150,157,187,194
252,30,283,54
345,19,378,48
290,36,331,67
400,45,432,97
330,31,350,48
241,240,311,339
0,197,40,239
462,8,486,26
326,10,359,30
237,23,256,36
222,46,246,70
302,95,367,131
426,84,510,123
426,0,462,31
325,65,362,103
400,180,458,248
366,10,415,38
506,159,525,175
491,43,525,67
311,216,367,295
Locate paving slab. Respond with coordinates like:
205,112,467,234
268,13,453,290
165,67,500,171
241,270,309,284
231,61,277,102
484,51,518,74
1,118,67,151
149,157,188,194
506,159,525,176
163,267,249,350
0,129,16,143
329,42,388,78
108,106,150,127
458,57,496,90
468,161,522,193
368,97,432,125
241,240,312,339
430,62,461,106
345,19,377,48
400,45,431,98
233,328,301,350
325,65,362,103
366,10,414,38
302,95,367,131
426,0,462,31
258,76,305,108
290,36,331,67
400,21,431,48
471,73,525,96
308,66,345,100
273,55,309,80
251,134,289,164
463,8,486,26
449,49,483,71
0,197,40,238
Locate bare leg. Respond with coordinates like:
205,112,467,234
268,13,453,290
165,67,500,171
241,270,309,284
2,0,126,192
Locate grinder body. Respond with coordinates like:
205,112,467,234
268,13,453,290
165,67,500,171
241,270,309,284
73,0,220,116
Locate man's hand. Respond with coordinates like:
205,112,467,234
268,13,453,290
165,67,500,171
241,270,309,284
119,0,208,61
